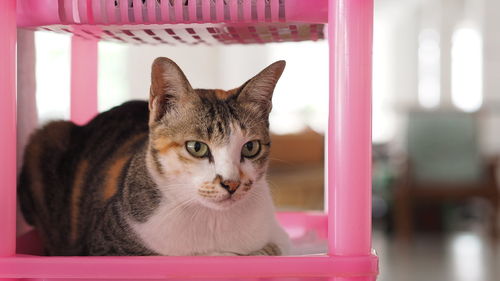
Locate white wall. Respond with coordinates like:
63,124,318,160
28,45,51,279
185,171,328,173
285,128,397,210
99,40,329,135
480,0,500,155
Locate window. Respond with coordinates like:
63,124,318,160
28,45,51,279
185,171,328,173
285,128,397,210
451,26,483,112
418,29,441,109
35,31,70,122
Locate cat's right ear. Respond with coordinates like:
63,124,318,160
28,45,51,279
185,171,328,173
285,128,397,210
149,57,193,124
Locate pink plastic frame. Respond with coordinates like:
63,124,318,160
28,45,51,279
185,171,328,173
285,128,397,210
0,0,376,280
70,28,99,125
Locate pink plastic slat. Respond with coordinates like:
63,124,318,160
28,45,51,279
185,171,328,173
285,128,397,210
200,0,209,21
188,0,197,22
66,0,74,22
147,0,156,23
77,0,87,24
16,0,59,26
132,0,142,23
117,0,127,24
91,1,103,24
256,0,265,22
328,0,374,256
39,23,324,46
0,0,17,258
71,0,80,23
106,0,114,24
70,29,99,125
0,255,378,279
91,0,102,24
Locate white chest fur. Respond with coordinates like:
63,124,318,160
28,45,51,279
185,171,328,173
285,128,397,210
129,188,283,256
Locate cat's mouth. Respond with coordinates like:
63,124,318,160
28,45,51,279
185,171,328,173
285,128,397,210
197,192,243,210
217,196,236,205
197,179,255,210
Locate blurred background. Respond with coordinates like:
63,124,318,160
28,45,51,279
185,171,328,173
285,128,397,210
20,0,500,280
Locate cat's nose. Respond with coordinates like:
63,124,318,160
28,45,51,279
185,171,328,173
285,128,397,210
220,180,241,195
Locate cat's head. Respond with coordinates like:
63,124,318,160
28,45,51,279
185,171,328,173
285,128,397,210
146,57,285,210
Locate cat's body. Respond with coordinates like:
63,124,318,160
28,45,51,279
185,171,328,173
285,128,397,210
19,58,289,256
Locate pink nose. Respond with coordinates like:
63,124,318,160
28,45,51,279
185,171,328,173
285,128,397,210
220,180,241,195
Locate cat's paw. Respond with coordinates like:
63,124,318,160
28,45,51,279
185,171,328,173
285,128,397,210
206,251,240,256
248,243,282,256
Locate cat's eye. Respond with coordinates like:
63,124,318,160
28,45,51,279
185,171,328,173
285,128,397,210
186,141,210,158
241,140,261,158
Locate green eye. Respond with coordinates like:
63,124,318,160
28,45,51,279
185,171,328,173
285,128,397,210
242,140,261,158
186,141,209,158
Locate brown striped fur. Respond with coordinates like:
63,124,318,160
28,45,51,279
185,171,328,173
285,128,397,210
19,102,154,255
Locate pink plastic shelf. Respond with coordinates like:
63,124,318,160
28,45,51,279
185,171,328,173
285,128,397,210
1,0,378,280
17,0,327,45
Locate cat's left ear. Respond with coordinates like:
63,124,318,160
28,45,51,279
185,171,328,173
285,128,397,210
237,60,286,115
149,57,193,124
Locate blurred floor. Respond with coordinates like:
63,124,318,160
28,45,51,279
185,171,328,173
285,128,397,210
373,230,500,281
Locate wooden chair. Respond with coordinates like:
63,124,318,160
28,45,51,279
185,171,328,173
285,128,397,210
394,111,499,240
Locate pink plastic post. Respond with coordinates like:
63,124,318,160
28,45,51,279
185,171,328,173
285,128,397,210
0,0,17,258
328,0,374,258
70,33,98,125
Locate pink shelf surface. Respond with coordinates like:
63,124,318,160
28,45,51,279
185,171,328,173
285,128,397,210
17,0,328,45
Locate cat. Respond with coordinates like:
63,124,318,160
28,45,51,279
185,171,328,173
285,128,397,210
18,57,290,256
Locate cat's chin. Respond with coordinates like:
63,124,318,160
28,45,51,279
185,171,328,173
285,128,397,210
197,196,242,211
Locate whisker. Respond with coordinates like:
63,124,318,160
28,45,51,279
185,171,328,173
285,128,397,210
266,180,281,193
268,157,293,165
165,197,198,216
